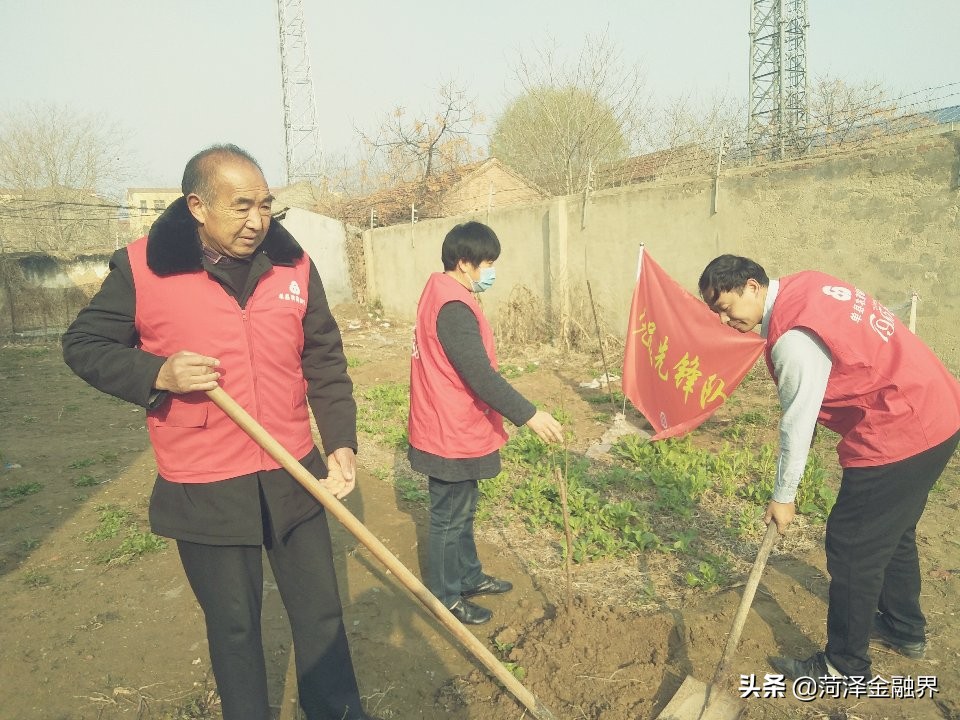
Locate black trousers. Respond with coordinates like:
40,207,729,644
427,477,485,607
177,510,363,720
824,430,959,676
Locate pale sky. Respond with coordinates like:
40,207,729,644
3,0,958,189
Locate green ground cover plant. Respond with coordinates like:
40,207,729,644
353,365,841,596
1,481,43,508
84,504,167,565
356,382,409,449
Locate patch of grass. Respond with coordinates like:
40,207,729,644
98,451,119,464
356,382,409,449
477,471,517,522
720,409,769,441
84,504,168,565
97,531,168,565
68,457,96,469
19,538,40,552
73,474,101,488
510,470,660,562
739,449,835,522
501,428,555,468
724,508,763,539
583,389,626,405
1,482,43,508
684,556,727,591
22,569,51,588
395,473,429,505
793,453,837,522
85,505,133,541
612,436,713,517
500,362,539,379
347,357,362,368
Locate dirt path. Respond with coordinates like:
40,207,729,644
2,317,959,719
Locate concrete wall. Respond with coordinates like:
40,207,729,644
0,253,110,337
1,207,353,337
365,127,960,371
279,208,353,307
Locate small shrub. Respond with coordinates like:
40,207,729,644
73,474,101,488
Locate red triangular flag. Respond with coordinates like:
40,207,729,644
622,248,765,439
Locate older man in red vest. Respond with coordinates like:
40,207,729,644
64,144,376,720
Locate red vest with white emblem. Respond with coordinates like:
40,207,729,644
127,237,315,482
408,272,508,458
765,271,960,467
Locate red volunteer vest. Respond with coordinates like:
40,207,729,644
765,271,960,467
127,237,315,482
408,273,508,458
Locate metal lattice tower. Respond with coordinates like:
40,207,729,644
277,0,324,184
747,0,809,160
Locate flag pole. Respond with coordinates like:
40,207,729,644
624,244,646,417
585,245,619,414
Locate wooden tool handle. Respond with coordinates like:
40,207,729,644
711,521,780,686
206,387,558,720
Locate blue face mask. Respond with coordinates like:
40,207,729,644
471,266,496,293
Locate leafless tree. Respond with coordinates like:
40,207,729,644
490,32,650,196
360,81,486,188
0,103,132,253
630,91,748,180
647,91,746,153
806,75,901,148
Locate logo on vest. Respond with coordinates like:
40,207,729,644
869,303,896,343
278,279,306,305
821,285,852,302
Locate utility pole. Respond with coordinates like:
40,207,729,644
747,0,809,161
277,0,324,184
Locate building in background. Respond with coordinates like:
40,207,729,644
317,158,549,229
125,188,183,239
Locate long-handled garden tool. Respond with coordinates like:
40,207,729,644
656,521,780,720
206,386,559,720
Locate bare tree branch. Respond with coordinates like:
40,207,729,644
359,81,485,190
0,103,132,253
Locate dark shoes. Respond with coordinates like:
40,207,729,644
449,598,492,625
461,575,513,599
871,613,927,659
769,651,837,680
444,575,511,625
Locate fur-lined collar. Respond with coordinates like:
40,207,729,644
146,196,303,275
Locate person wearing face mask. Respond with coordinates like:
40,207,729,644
408,221,563,624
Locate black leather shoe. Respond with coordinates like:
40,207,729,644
871,613,927,659
449,598,492,625
462,575,513,598
769,651,836,680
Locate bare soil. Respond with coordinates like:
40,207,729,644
2,305,959,720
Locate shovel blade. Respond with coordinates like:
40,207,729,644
655,676,742,720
